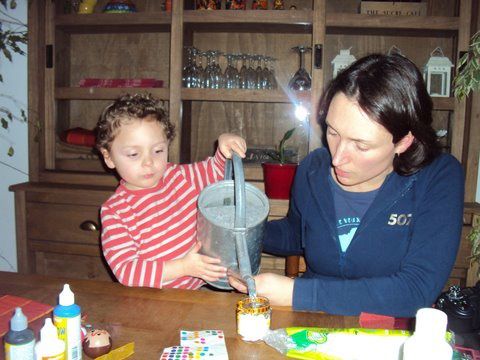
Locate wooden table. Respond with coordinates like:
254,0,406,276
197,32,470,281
0,272,359,359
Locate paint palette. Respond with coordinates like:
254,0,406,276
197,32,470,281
159,330,228,360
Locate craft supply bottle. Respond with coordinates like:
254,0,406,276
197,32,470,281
236,296,271,342
35,318,65,360
4,307,35,360
53,284,82,360
403,307,452,360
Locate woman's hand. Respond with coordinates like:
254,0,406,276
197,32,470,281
164,242,227,283
218,133,247,159
229,272,294,307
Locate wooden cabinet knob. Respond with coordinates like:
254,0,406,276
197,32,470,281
80,220,99,232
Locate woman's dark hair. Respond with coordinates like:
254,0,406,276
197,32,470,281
96,93,175,152
318,53,440,175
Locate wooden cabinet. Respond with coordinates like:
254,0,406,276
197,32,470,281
13,0,476,281
28,0,474,184
11,183,115,280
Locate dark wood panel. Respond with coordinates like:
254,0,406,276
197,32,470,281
27,202,101,245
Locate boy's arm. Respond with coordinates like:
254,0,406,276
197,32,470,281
180,149,227,192
180,133,246,191
101,205,166,288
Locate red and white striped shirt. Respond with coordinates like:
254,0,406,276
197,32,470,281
100,151,226,289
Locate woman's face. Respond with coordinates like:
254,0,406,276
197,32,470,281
325,92,410,192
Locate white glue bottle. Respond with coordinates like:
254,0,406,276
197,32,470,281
53,284,82,360
403,307,453,360
35,318,65,360
4,307,35,360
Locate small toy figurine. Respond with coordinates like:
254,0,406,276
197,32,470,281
77,0,97,14
102,0,136,13
196,0,208,9
274,0,285,10
207,0,219,10
82,329,112,358
252,0,267,9
229,0,246,10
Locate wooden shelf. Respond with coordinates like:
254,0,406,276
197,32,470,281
327,13,459,31
181,88,310,103
55,87,170,100
55,12,171,32
184,10,312,25
432,97,456,111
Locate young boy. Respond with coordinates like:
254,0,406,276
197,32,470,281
96,93,247,289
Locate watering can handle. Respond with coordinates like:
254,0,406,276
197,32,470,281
227,153,256,296
224,158,232,181
232,153,246,228
223,153,246,228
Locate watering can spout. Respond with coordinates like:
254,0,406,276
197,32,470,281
244,275,257,299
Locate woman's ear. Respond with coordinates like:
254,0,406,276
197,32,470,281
100,148,116,169
395,131,415,155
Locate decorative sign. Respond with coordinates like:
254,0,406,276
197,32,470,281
360,1,427,16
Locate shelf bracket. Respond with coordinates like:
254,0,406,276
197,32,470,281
314,44,322,69
46,45,53,68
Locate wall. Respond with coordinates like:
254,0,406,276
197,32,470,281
0,2,28,272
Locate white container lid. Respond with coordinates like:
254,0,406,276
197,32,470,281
414,308,448,340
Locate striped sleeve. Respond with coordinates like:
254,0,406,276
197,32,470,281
181,149,226,192
100,204,164,288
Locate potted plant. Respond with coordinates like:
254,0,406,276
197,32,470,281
453,31,480,100
467,223,480,279
262,127,298,200
453,31,480,280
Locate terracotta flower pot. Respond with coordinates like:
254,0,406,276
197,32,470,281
262,162,298,200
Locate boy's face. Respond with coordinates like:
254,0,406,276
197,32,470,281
101,116,169,190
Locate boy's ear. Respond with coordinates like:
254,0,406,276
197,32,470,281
100,148,116,169
395,131,415,155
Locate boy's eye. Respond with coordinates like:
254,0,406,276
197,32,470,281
154,148,164,154
127,153,138,158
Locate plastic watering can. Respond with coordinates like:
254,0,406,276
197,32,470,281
197,153,270,291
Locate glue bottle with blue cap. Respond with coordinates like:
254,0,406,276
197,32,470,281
53,284,82,360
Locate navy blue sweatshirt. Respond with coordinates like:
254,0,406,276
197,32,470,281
264,148,464,317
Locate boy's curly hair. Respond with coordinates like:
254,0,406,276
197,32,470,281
96,93,175,152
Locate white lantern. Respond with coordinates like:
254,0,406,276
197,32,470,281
331,49,356,78
423,47,453,97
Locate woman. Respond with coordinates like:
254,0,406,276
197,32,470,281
229,53,464,317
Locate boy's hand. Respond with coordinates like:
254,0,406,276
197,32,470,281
218,133,247,159
182,242,227,282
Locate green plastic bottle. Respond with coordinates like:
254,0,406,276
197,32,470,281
4,307,35,360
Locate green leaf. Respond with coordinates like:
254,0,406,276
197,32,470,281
2,47,12,62
283,127,296,142
7,146,14,157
